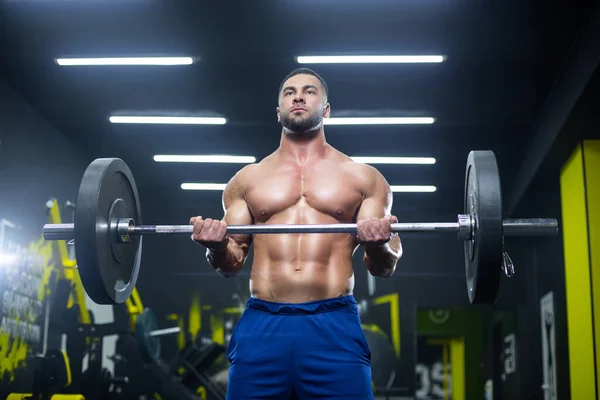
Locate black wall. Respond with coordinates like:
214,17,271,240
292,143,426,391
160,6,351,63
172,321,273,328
0,80,90,243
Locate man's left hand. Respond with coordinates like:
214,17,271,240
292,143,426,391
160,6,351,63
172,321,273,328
357,215,398,247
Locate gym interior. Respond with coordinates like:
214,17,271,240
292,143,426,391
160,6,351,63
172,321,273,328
1,1,600,399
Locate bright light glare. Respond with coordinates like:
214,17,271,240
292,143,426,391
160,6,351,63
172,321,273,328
351,157,436,165
324,117,434,125
109,116,227,125
297,55,445,64
0,253,18,266
154,155,256,163
56,57,194,66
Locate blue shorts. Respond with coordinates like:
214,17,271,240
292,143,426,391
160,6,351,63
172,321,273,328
226,295,373,399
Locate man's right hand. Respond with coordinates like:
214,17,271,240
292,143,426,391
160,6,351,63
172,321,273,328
190,216,229,250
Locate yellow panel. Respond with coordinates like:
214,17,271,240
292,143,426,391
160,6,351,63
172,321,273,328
450,337,465,400
560,142,596,399
584,140,600,395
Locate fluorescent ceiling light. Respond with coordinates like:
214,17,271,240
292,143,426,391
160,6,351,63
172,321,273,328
297,55,445,64
391,185,437,193
56,57,194,66
324,117,434,125
351,157,435,165
154,155,256,163
181,183,227,191
181,183,437,193
109,116,227,125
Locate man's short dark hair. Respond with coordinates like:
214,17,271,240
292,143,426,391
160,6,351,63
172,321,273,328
278,68,329,99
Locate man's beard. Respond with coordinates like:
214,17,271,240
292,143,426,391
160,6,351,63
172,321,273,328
281,109,322,135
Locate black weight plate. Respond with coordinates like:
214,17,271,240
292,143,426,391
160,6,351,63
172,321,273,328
74,158,142,304
136,307,160,363
464,150,503,304
362,326,397,390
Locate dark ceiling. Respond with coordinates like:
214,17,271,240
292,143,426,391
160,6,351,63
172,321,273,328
0,0,596,217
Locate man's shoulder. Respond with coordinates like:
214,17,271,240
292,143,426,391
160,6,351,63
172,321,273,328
342,157,381,179
335,156,389,195
228,157,273,186
230,163,261,185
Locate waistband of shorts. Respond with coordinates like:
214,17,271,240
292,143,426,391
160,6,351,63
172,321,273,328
246,295,357,315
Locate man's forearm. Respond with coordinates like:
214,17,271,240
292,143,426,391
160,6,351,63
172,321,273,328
205,238,246,277
363,243,401,277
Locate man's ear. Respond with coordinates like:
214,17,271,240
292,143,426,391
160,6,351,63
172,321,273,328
323,102,331,118
276,106,281,122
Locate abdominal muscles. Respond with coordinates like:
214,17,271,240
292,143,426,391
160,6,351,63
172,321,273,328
247,166,361,303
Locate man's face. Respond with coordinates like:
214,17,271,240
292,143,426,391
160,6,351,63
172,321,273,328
276,74,330,134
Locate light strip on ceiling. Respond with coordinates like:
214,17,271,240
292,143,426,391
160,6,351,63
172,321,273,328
181,183,227,191
350,157,436,164
181,183,436,192
55,57,194,66
324,117,434,125
390,185,437,193
154,155,256,163
109,116,227,125
297,55,445,64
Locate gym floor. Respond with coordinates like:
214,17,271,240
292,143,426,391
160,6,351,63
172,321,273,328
1,2,600,399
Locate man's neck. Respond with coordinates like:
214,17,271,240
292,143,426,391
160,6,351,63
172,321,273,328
278,128,328,164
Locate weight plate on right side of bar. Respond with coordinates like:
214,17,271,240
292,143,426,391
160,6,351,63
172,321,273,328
74,158,143,304
464,150,503,304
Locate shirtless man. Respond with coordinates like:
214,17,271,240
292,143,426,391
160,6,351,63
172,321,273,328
190,68,402,399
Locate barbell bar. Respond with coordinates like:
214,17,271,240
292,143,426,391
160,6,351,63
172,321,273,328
40,150,560,306
43,217,557,240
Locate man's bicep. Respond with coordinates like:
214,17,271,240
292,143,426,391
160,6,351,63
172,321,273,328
223,198,253,225
356,167,403,255
222,173,254,247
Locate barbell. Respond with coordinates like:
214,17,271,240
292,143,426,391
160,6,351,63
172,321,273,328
41,150,559,305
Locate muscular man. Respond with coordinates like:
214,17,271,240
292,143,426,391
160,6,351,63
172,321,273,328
190,68,402,399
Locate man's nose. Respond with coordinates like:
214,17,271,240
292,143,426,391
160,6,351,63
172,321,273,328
293,94,305,103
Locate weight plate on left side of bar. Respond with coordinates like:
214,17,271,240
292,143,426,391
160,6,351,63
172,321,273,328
74,158,143,304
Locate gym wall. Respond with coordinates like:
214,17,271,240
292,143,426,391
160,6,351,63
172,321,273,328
0,80,114,394
0,81,89,244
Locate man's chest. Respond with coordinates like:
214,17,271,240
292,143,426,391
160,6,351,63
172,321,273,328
245,164,364,221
